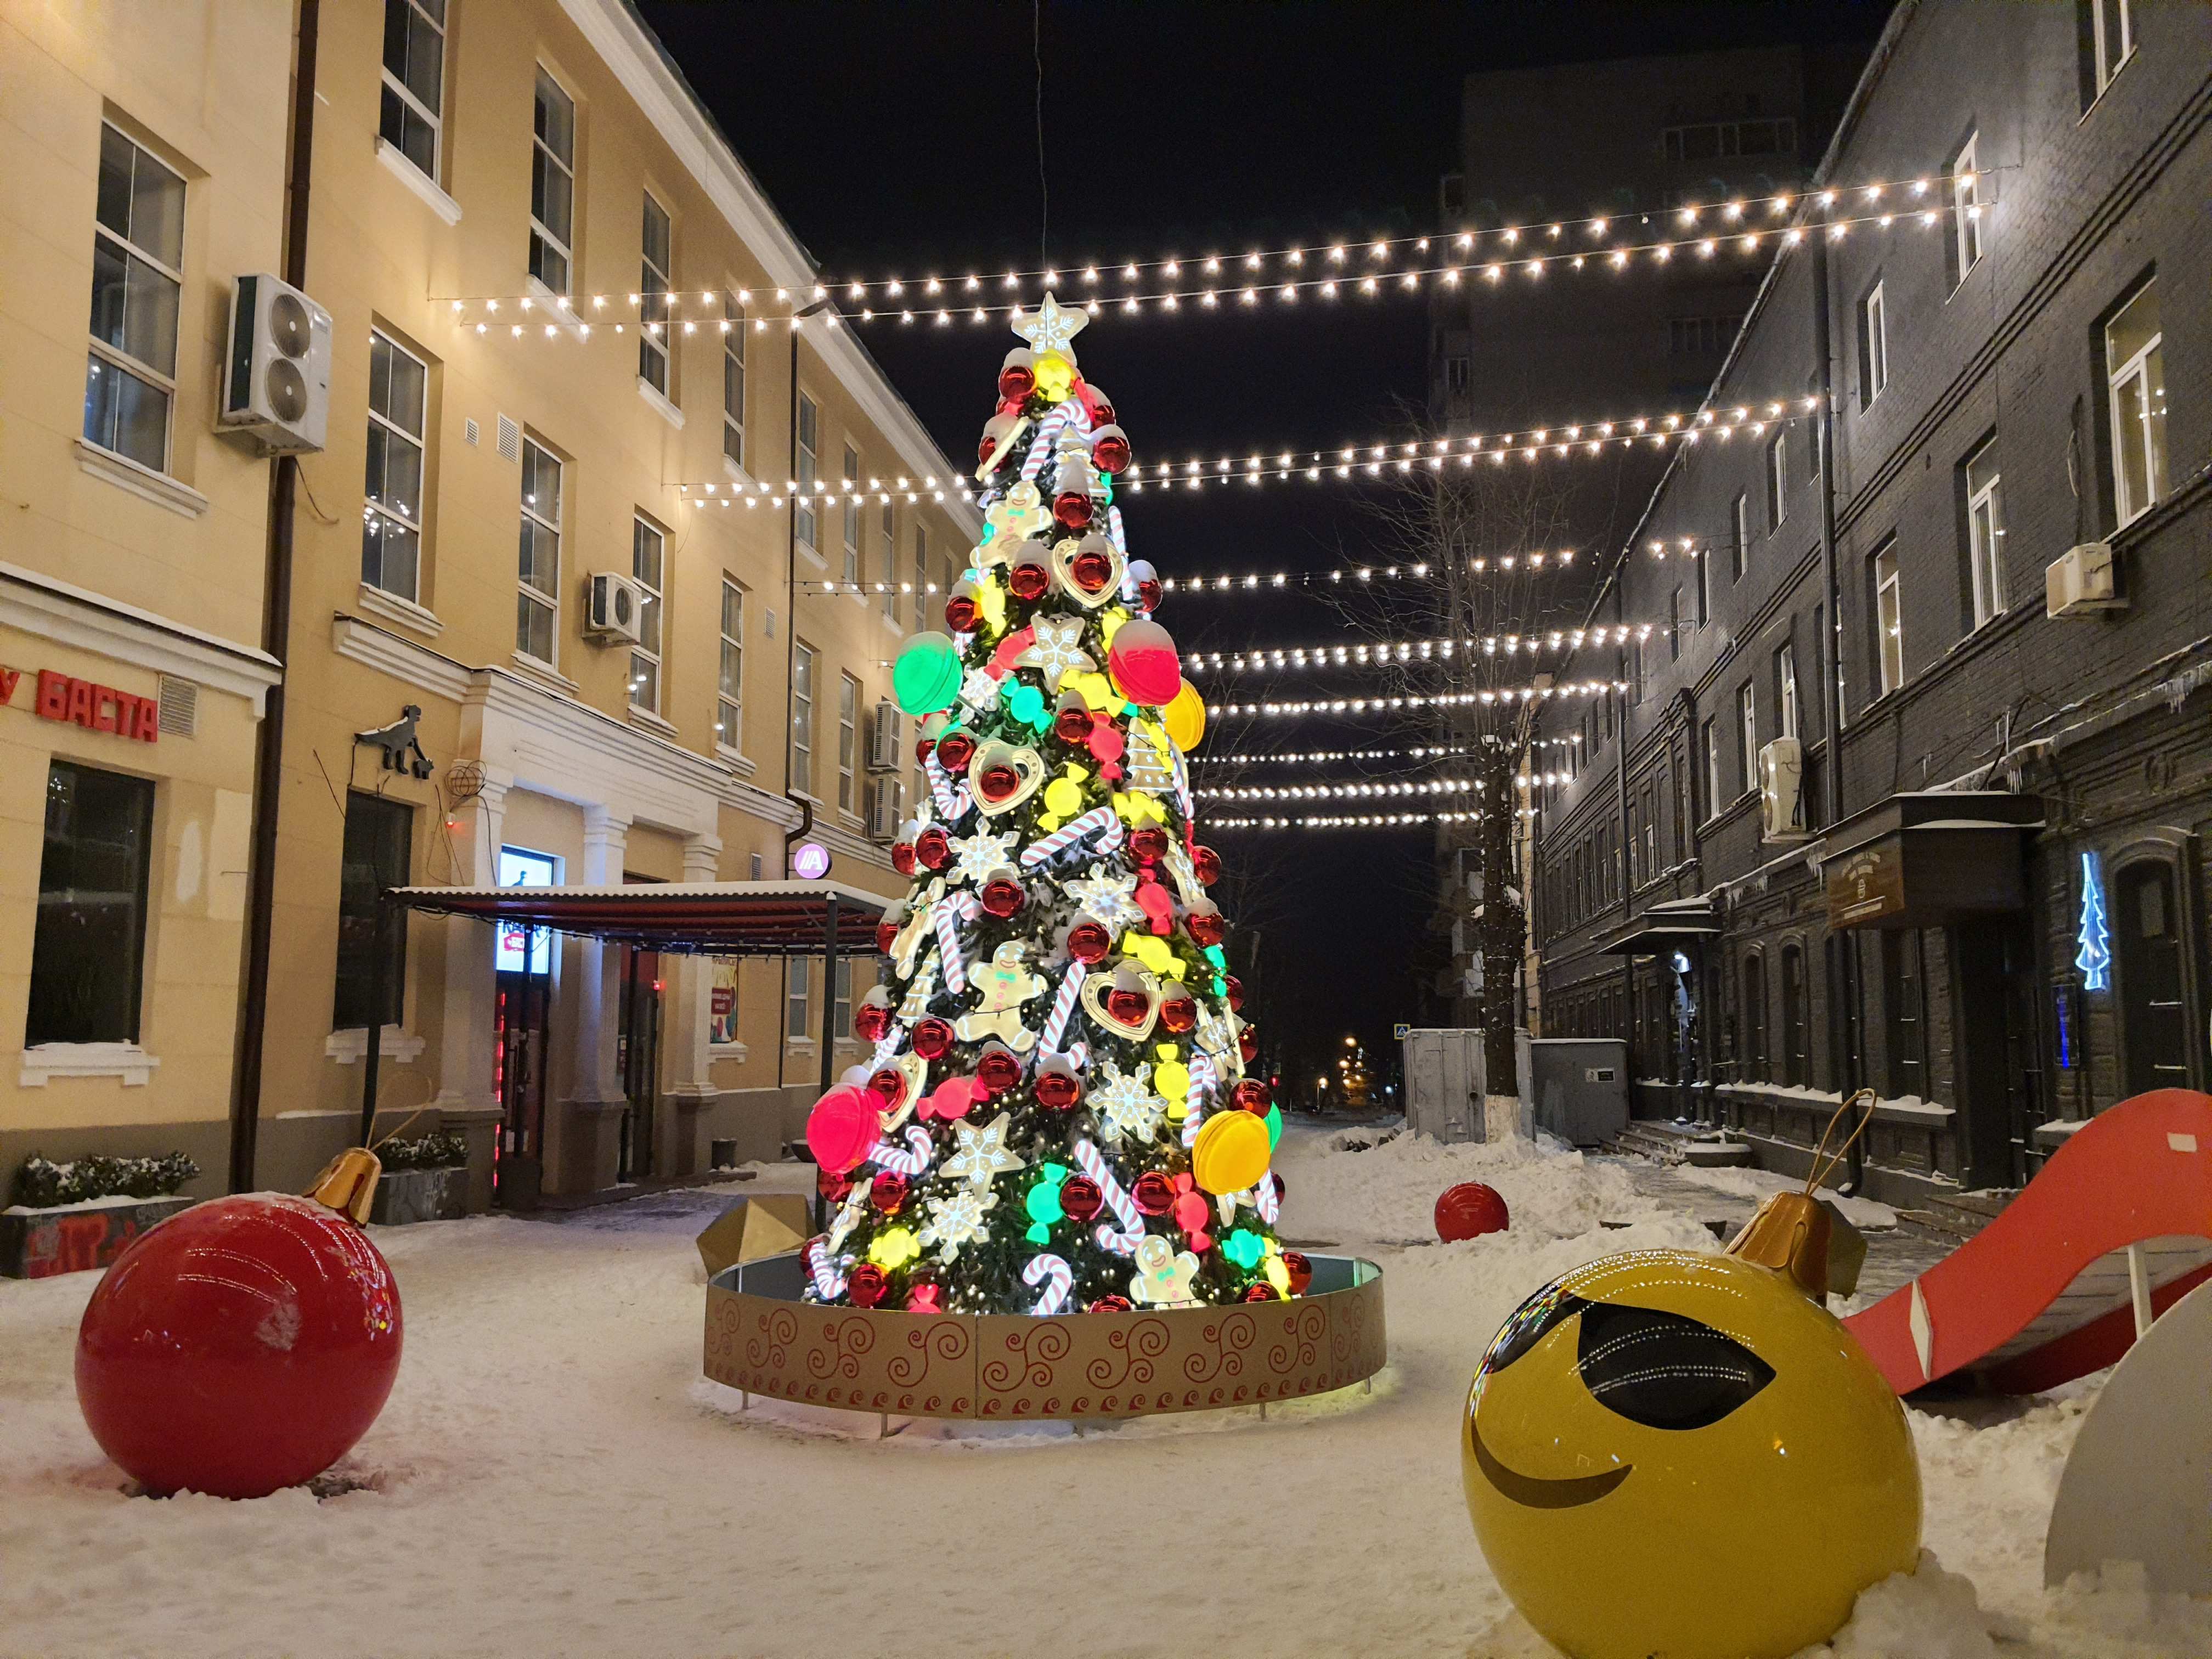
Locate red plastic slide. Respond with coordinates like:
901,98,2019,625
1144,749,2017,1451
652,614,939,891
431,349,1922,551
1843,1090,2212,1395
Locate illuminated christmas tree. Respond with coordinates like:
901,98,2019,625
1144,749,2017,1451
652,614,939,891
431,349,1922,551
800,297,1297,1317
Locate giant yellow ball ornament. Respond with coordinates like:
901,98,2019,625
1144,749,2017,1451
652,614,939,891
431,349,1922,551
1162,679,1206,753
1462,1249,1920,1659
1190,1109,1271,1195
1032,352,1075,404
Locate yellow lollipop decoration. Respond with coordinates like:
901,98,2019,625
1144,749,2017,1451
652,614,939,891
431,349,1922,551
1192,1109,1271,1196
1163,679,1207,752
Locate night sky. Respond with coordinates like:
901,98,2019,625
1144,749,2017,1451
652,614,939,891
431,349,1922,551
636,0,1887,1097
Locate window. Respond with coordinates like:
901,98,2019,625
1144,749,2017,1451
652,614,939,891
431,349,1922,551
795,393,819,552
1777,642,1800,741
2088,0,2135,98
379,0,445,178
1695,540,1711,625
1731,492,1750,580
833,958,854,1042
1736,682,1757,798
334,793,412,1030
841,445,861,585
785,957,809,1040
1882,929,1927,1098
716,579,744,751
1873,543,1904,695
1950,133,1983,281
29,761,156,1047
363,330,428,601
912,525,928,630
721,297,747,466
1765,430,1788,532
2104,280,2167,526
1964,438,2006,626
523,72,579,297
791,641,815,795
1702,716,1722,819
1661,117,1796,162
85,123,184,473
630,515,664,713
1667,315,1742,357
1859,281,1888,409
1741,953,1767,1080
1445,355,1470,398
837,673,859,811
1630,639,1645,704
1668,588,1681,661
639,193,672,394
881,501,899,620
1780,944,1809,1086
516,439,561,664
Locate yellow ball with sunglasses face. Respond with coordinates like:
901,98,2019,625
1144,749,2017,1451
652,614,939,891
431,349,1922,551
1462,1249,1920,1659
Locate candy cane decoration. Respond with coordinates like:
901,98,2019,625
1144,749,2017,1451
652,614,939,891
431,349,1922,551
1020,399,1094,483
925,752,970,820
1073,1136,1144,1256
1040,963,1086,1052
1251,1171,1281,1226
804,1236,847,1301
1105,502,1130,560
1182,1049,1218,1147
871,1029,907,1071
1022,1252,1074,1316
867,1125,935,1177
1019,805,1125,869
932,890,980,992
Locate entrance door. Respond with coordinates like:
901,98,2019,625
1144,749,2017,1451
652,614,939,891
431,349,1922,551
492,847,557,1208
617,947,662,1182
2115,861,2190,1094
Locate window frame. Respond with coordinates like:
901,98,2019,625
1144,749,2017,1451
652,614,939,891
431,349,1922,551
363,328,430,602
841,444,861,585
1859,280,1889,410
716,578,744,754
837,671,859,812
1963,437,2005,627
785,956,810,1040
1736,681,1758,799
1777,641,1800,741
516,438,563,668
27,760,158,1048
833,957,854,1041
1949,133,1982,283
334,790,413,1031
791,640,816,797
880,499,899,620
629,513,665,714
639,191,673,394
378,0,447,182
2090,0,2136,99
1667,587,1682,661
2103,279,2167,528
529,67,577,296
1764,430,1788,533
85,122,185,475
1702,715,1723,821
912,524,929,630
1731,491,1750,580
794,393,820,553
1872,541,1904,697
721,296,747,467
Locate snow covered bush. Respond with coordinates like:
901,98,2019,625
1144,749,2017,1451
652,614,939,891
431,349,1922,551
12,1152,198,1209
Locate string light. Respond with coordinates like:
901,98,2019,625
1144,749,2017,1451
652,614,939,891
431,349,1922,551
1199,779,1485,802
1211,679,1626,719
1188,745,1474,766
1207,809,1537,830
1160,553,1576,593
1184,624,1652,675
678,476,975,510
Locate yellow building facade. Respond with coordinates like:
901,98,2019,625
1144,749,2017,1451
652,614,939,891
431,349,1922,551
2,0,976,1207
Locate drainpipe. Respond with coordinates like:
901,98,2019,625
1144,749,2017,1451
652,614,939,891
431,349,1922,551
228,0,318,1191
781,298,832,878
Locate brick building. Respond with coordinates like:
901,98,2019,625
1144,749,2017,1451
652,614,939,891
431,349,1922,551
1527,0,2212,1205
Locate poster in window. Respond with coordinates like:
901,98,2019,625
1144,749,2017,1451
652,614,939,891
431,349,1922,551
710,960,741,1047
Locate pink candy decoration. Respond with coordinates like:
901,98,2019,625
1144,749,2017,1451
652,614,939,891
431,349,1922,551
805,1086,879,1175
920,1075,978,1123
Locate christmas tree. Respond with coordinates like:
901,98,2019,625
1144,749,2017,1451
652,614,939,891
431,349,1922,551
802,296,1299,1317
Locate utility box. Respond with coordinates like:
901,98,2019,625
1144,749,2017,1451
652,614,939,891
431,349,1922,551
1401,1028,1487,1143
1521,1037,1630,1146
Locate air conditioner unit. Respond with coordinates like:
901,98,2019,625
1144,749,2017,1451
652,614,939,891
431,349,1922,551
2045,541,2126,618
583,572,643,644
220,274,332,453
867,702,902,771
866,777,902,840
1759,736,1809,842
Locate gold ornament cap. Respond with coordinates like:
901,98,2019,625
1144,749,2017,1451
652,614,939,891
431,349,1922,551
305,1148,383,1224
1723,1189,1831,1302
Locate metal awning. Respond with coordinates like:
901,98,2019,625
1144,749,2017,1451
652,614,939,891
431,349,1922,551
1599,895,1723,956
1820,790,2044,930
385,878,890,957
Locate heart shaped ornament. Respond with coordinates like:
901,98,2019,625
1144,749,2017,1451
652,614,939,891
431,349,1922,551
1081,968,1164,1042
967,742,1046,816
1051,533,1125,610
878,1050,930,1131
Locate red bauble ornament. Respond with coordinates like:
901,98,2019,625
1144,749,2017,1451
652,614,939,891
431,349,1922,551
944,593,979,633
1105,618,1182,706
1282,1251,1314,1296
978,433,998,467
891,843,917,877
975,1047,1023,1097
871,1172,910,1215
1243,1283,1278,1302
906,1283,943,1314
915,735,936,764
1052,491,1093,532
854,1000,892,1044
1129,824,1170,863
1239,1026,1259,1064
1159,993,1197,1035
1225,974,1246,1012
1081,385,1116,427
979,875,1025,918
1233,1079,1271,1114
1069,545,1115,594
1088,1294,1132,1313
1066,920,1111,964
911,1017,954,1059
1090,424,1131,474
874,916,901,952
1107,986,1151,1025
1052,704,1093,746
978,764,1019,803
1186,906,1226,948
1434,1182,1511,1243
1008,559,1051,602
1135,574,1164,613
1034,1069,1081,1111
866,1066,905,1105
1132,1171,1175,1216
817,1166,853,1203
1060,1175,1104,1221
847,1263,889,1307
933,732,976,774
1192,846,1223,886
74,1194,402,1500
997,349,1036,404
915,827,952,871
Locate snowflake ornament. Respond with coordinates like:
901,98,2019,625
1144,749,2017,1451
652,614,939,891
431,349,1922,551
918,1186,997,1260
949,827,1019,887
1013,615,1098,690
960,667,1002,712
940,1111,1020,1190
1092,1060,1167,1145
1064,864,1146,933
1011,292,1089,358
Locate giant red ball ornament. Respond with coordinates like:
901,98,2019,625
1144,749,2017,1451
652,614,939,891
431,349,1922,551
1069,544,1116,594
978,764,1020,803
911,1017,954,1059
933,732,976,774
1224,974,1246,1012
1090,424,1131,474
1008,559,1051,601
1060,1174,1104,1222
818,1166,853,1203
1135,573,1164,613
1132,1172,1176,1217
871,1172,911,1215
944,593,979,633
915,827,952,871
1192,845,1223,886
854,1000,892,1044
980,875,1026,918
1185,905,1227,948
1053,491,1093,532
847,1263,889,1308
1053,704,1093,746
1159,992,1197,1035
875,916,901,952
1434,1182,1511,1242
1239,1026,1259,1064
890,843,917,877
1088,1294,1132,1313
998,348,1036,404
1282,1251,1314,1296
1066,920,1112,964
1107,986,1152,1025
74,1194,402,1500
975,1046,1023,1097
1233,1079,1271,1114
1105,618,1182,707
1034,1069,1081,1111
1243,1283,1278,1303
1128,825,1170,863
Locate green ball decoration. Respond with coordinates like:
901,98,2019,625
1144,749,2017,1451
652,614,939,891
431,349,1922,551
1222,1228,1265,1270
894,632,964,715
1007,681,1048,729
1264,1103,1283,1149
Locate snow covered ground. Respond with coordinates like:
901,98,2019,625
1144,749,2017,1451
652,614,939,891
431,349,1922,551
2,1126,2206,1658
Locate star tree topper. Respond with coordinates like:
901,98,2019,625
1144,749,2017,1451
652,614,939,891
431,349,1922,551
1011,292,1088,359
1013,616,1097,690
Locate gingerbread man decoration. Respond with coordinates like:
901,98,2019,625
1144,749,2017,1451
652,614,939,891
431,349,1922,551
953,940,1047,1050
977,481,1051,570
1128,1233,1201,1306
889,878,944,975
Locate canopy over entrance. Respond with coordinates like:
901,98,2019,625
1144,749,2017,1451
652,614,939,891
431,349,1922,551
1600,894,1723,956
385,878,890,957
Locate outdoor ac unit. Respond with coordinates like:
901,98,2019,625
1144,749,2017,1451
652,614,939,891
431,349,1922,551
220,274,331,453
1759,736,1809,842
583,572,643,644
866,778,902,840
867,702,902,771
2045,541,2125,618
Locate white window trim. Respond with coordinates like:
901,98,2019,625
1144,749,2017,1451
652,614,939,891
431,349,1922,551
1767,431,1789,532
356,580,444,638
791,640,816,797
2106,290,2165,528
1950,135,1982,284
375,138,462,222
20,1042,161,1088
2090,0,2136,99
721,296,747,467
1737,684,1758,799
324,1025,427,1065
529,67,576,296
639,192,673,394
837,671,859,814
716,576,744,760
794,393,820,552
88,123,184,477
1779,644,1800,741
1863,282,1889,407
629,514,665,715
1875,548,1905,696
517,439,562,672
1702,719,1724,823
1966,447,2005,626
840,445,862,586
74,437,208,518
364,329,429,605
379,0,447,184
637,375,686,428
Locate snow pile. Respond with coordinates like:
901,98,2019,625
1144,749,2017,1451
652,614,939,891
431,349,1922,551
1667,1159,1901,1229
